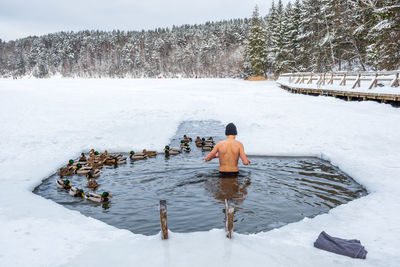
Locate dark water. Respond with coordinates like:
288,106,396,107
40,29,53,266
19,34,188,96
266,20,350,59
33,120,367,235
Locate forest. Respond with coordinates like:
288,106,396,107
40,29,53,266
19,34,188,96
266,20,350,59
0,0,398,78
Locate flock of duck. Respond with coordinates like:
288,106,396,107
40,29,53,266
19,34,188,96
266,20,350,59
56,135,215,203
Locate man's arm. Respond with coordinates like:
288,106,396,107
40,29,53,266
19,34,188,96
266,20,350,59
239,143,250,165
205,143,219,161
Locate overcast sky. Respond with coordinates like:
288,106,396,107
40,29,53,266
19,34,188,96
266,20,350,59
0,0,289,41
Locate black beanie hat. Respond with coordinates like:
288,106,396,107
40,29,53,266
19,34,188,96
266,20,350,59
225,123,237,135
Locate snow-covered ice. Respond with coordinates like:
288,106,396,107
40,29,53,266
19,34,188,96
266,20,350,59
1,78,400,267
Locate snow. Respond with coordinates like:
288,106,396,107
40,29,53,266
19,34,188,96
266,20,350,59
277,74,400,95
1,78,400,267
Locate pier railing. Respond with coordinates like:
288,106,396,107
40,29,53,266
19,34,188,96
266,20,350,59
278,71,400,90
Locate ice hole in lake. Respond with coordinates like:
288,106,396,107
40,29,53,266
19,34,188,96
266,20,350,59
34,120,367,235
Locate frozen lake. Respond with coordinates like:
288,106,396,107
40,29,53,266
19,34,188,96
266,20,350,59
1,79,399,267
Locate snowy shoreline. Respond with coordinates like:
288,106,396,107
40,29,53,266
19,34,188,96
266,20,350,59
1,79,399,266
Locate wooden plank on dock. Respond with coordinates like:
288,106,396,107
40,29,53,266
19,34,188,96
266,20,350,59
277,83,400,105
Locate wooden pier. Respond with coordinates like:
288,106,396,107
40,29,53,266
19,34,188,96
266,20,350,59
278,71,400,105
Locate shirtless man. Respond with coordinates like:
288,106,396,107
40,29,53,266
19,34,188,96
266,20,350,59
205,123,250,175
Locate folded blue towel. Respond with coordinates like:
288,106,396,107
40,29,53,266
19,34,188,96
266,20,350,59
314,231,367,259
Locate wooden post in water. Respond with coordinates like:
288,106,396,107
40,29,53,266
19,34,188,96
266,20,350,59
225,198,235,239
160,200,168,240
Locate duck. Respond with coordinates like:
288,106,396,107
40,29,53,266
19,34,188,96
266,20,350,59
69,187,85,197
74,163,94,175
86,170,100,179
86,158,104,169
180,140,187,148
104,157,118,166
205,137,214,146
108,151,126,161
143,149,157,157
78,153,87,162
86,192,112,202
183,135,192,143
89,149,101,158
56,178,71,189
58,167,75,176
202,142,214,151
86,179,99,189
164,145,181,156
195,136,202,143
129,151,147,161
66,159,75,168
183,143,191,152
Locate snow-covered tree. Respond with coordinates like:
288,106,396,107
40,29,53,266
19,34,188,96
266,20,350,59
247,5,267,76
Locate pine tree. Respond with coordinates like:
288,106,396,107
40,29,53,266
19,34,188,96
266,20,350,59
247,5,267,76
366,0,400,70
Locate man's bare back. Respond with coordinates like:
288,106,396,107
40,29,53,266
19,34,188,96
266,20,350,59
205,123,250,172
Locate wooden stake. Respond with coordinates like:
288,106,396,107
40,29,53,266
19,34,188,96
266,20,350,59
328,73,334,85
307,73,313,84
160,200,168,240
339,74,347,86
225,199,234,239
352,73,361,89
391,73,399,87
369,73,378,89
322,73,326,85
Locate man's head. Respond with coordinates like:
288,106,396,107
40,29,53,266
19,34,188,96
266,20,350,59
225,123,237,136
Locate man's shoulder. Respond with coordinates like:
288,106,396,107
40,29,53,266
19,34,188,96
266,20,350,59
233,139,243,146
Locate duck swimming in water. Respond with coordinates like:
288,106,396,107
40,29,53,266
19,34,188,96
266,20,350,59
89,149,101,158
183,143,191,152
183,135,192,143
164,145,181,156
78,153,87,162
86,192,112,202
86,179,99,189
69,187,85,197
143,149,157,157
202,142,213,151
86,169,100,179
56,178,71,189
129,151,147,161
58,166,75,176
86,157,104,170
180,140,187,148
74,163,95,175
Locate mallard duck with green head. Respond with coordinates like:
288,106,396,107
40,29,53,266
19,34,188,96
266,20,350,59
78,153,87,162
86,169,100,179
86,192,112,202
56,178,71,189
69,187,85,197
164,145,181,156
129,151,147,161
74,163,94,175
180,140,187,148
